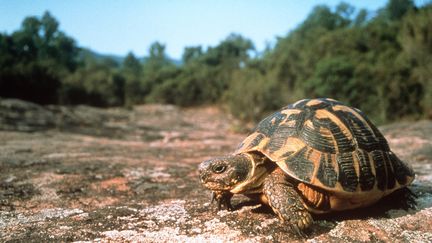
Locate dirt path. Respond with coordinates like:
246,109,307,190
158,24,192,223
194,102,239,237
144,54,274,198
0,99,431,242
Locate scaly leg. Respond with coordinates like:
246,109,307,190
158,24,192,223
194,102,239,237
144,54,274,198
263,168,313,236
211,191,233,211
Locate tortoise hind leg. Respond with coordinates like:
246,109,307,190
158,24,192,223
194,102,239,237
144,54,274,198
382,187,417,211
263,168,313,236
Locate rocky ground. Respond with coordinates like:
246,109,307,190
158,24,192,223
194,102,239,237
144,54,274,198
0,98,431,242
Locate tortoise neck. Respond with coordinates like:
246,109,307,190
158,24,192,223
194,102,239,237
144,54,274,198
230,152,273,194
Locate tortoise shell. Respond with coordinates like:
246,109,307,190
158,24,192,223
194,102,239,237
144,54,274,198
236,98,415,197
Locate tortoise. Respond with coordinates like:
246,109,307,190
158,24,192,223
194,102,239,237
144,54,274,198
199,98,415,234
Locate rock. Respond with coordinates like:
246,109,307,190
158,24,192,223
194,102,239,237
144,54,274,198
0,98,57,131
0,98,431,242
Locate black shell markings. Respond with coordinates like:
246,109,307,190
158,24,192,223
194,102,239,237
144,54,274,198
384,152,396,190
256,111,288,136
360,110,390,152
332,105,389,152
289,100,357,155
316,153,338,188
241,132,265,151
284,147,315,182
306,115,355,154
337,153,358,192
388,152,414,185
301,114,337,154
356,149,376,191
370,150,387,191
267,123,298,154
315,113,356,153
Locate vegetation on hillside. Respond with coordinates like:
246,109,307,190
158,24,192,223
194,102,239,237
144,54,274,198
1,0,431,124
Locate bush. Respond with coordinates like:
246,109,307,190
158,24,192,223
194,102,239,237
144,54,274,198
224,68,285,122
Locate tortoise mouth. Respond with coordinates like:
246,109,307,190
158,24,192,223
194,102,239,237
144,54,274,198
201,180,235,191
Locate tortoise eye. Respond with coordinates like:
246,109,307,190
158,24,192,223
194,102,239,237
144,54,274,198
212,164,226,174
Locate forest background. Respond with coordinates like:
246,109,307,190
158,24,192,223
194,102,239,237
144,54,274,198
1,0,431,124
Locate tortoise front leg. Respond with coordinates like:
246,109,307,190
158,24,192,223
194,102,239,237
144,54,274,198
211,191,233,211
263,168,313,236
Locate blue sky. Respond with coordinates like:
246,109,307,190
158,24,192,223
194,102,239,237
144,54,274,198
0,0,428,59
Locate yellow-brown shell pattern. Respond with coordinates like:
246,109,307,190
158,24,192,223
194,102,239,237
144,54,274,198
235,98,415,194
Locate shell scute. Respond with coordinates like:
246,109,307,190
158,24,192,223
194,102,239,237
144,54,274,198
315,153,338,188
356,149,376,191
332,105,389,152
336,152,358,192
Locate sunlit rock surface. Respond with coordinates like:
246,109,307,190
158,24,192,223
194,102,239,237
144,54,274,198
1,99,431,242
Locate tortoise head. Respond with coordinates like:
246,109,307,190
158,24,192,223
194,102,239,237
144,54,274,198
199,154,253,192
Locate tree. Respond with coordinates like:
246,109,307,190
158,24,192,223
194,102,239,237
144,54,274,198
142,42,177,100
61,59,124,106
122,52,143,106
123,52,142,77
384,0,416,20
204,33,255,92
398,4,432,117
14,11,79,72
299,3,354,33
305,57,355,100
353,9,369,26
0,11,79,104
182,46,203,64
